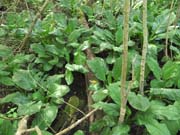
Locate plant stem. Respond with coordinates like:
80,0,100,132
139,0,148,95
119,0,130,123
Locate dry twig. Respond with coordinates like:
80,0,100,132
55,109,98,135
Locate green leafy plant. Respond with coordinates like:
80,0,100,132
0,0,180,135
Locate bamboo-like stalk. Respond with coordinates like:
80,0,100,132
165,0,175,57
119,0,130,123
139,0,148,95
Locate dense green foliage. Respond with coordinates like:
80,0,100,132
0,0,180,135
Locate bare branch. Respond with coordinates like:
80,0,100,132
55,109,98,135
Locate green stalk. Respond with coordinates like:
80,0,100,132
139,0,148,95
119,0,130,123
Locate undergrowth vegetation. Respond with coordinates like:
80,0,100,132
0,0,180,135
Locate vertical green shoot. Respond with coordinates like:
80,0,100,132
139,0,148,95
119,0,130,123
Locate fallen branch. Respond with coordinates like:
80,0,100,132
55,108,98,135
15,116,42,135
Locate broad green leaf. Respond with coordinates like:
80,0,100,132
0,28,6,37
45,44,60,55
40,131,52,135
112,57,122,81
107,82,121,105
87,57,108,81
81,5,93,17
65,64,88,73
147,44,158,58
115,26,123,45
137,113,171,135
104,10,116,29
13,69,37,90
74,130,85,135
112,124,130,135
32,91,45,101
93,29,106,41
98,42,113,52
147,57,161,80
92,89,108,102
164,120,180,135
0,76,14,86
162,61,178,80
0,120,14,135
152,10,176,34
32,105,58,130
48,84,70,98
0,44,12,57
64,96,80,117
103,29,114,42
43,63,53,71
150,88,180,101
74,51,86,65
150,79,165,88
31,43,46,57
54,13,67,27
149,101,180,120
48,56,59,65
100,127,111,135
46,74,64,84
68,28,86,42
93,102,119,116
0,92,30,105
90,119,105,132
128,92,150,111
17,101,43,115
65,70,74,85
12,54,34,64
177,78,180,88
170,45,180,54
66,18,78,34
103,115,116,127
0,70,10,76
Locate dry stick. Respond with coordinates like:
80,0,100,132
139,0,148,95
15,116,42,135
165,0,175,57
15,115,29,135
55,109,98,135
16,0,50,52
18,127,42,135
119,0,130,123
